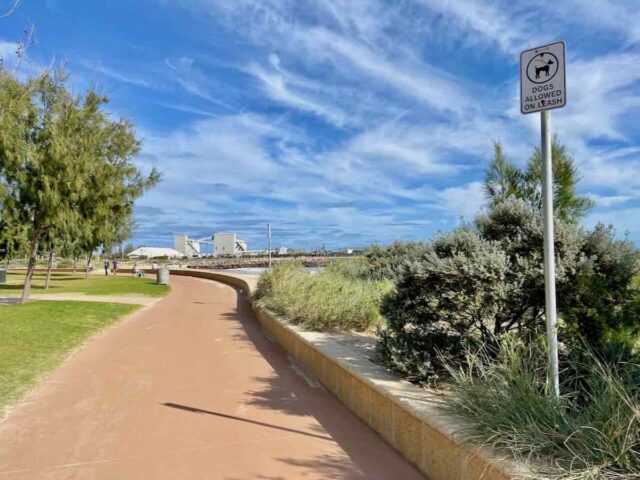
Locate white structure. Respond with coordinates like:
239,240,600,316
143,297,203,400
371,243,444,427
127,247,183,259
214,232,248,256
278,247,289,255
174,234,202,257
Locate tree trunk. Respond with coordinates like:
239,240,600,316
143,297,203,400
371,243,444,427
72,255,77,274
21,229,41,304
85,250,92,278
44,247,55,289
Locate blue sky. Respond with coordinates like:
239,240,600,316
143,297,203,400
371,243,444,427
2,0,640,250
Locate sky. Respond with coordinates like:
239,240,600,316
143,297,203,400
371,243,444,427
2,0,640,251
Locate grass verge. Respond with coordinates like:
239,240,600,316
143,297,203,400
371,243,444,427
253,261,392,332
2,272,169,297
440,336,640,479
0,301,139,416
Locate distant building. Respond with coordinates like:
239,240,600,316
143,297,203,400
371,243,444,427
127,247,184,259
213,232,248,256
174,234,202,257
278,247,289,255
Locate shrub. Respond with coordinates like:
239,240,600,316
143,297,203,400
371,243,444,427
56,258,74,268
562,224,640,350
377,198,640,384
253,261,392,332
364,241,428,281
441,336,640,479
377,199,584,383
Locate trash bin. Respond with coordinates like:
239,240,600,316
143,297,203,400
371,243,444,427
156,267,170,285
0,269,6,284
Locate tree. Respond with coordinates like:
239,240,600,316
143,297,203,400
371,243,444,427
74,94,160,272
123,242,135,256
485,139,594,221
0,69,159,301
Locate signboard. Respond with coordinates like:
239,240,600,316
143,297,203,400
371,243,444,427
520,41,566,114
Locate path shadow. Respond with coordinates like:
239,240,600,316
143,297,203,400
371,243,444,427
0,297,21,305
160,402,332,441
183,284,425,480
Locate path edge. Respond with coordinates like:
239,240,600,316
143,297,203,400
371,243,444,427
170,268,532,480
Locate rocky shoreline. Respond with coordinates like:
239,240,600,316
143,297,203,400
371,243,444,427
186,255,352,270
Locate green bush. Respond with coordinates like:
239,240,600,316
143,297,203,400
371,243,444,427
253,261,392,332
376,199,639,384
377,199,585,383
56,258,74,268
562,224,640,350
441,336,640,479
363,241,428,281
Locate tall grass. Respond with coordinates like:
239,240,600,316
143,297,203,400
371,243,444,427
253,261,392,332
440,336,640,479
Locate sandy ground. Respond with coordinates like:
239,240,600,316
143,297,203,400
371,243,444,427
0,293,160,306
0,275,424,479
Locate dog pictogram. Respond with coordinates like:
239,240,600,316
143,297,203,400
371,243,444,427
526,52,559,84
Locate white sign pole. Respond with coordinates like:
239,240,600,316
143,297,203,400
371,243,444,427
541,109,560,397
521,41,566,397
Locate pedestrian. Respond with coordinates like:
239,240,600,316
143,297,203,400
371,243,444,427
104,260,109,276
132,263,138,277
152,261,158,271
112,258,118,276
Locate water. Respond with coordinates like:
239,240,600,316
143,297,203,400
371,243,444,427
223,267,321,277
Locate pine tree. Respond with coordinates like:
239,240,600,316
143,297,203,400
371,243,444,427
484,139,594,221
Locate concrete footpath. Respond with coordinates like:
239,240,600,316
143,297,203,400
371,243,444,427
0,275,424,479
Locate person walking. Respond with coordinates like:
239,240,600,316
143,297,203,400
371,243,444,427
104,260,109,276
112,258,118,276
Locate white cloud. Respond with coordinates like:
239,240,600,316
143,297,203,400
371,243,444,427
435,181,486,219
414,0,531,55
561,0,640,45
246,58,349,127
77,60,152,88
587,193,632,208
0,40,17,60
164,56,234,110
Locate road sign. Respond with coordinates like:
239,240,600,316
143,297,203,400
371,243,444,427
520,41,566,114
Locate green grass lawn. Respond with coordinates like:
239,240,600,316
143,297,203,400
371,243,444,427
0,301,138,415
2,272,169,297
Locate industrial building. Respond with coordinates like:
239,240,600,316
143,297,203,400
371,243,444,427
173,232,248,257
174,234,202,257
214,232,247,256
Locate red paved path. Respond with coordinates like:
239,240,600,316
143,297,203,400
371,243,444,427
0,276,424,479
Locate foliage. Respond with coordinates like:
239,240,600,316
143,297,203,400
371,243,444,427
363,241,428,281
377,199,586,383
254,261,392,332
0,301,138,416
562,224,640,350
0,68,159,301
377,198,638,383
485,140,594,221
441,336,640,479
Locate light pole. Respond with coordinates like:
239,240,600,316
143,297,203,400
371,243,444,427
268,223,272,270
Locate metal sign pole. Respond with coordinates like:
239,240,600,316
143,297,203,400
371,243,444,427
268,223,272,270
541,109,560,397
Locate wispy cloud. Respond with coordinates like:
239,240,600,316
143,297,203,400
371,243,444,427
76,59,153,88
